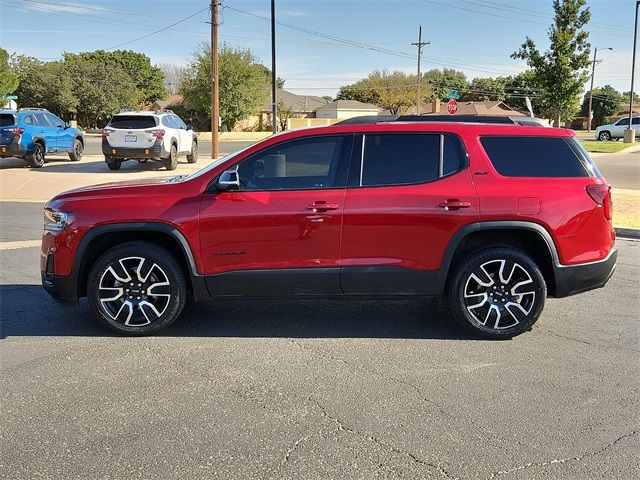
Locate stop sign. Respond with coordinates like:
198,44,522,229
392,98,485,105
447,99,458,115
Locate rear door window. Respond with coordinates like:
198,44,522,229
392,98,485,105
0,114,16,127
480,136,589,177
109,115,157,129
34,113,52,127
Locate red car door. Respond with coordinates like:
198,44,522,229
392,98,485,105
339,132,479,294
199,134,353,296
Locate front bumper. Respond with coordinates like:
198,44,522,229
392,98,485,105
553,247,617,298
42,272,79,304
102,138,167,159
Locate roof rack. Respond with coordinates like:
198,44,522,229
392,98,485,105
155,109,174,114
118,109,140,113
18,107,50,112
335,114,549,127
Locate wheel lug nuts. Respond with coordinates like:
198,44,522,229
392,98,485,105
493,286,497,289
136,296,141,300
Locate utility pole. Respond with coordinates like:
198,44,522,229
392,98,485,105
587,47,612,132
271,0,277,134
411,25,429,115
210,0,220,158
625,0,640,143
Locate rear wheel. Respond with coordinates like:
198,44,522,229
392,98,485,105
68,138,83,161
26,143,45,168
186,140,198,163
105,156,121,170
164,144,178,170
598,131,612,141
448,247,546,339
87,242,187,336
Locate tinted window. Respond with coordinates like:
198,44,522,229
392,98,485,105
0,114,16,127
173,115,187,129
23,115,34,125
361,133,439,186
633,118,640,125
46,113,63,127
34,113,52,127
109,115,157,129
237,135,347,191
480,136,588,177
443,134,466,176
161,116,175,128
616,118,629,126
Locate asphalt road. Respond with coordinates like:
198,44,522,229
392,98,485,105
0,201,638,479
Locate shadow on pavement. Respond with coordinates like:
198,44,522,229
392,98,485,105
0,284,472,340
0,157,176,174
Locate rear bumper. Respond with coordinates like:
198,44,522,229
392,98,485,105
0,141,26,157
102,138,166,159
553,247,617,298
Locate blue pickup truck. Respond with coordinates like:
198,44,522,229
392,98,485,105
0,108,85,168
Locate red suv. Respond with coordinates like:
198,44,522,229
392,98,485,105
41,119,616,338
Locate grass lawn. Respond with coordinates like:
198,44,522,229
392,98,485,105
579,140,631,153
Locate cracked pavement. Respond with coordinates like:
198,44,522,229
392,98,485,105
0,202,639,479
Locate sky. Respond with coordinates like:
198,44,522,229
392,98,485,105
0,0,636,99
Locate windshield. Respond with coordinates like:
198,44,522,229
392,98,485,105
185,145,254,181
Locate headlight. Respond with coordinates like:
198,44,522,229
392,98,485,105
44,208,73,232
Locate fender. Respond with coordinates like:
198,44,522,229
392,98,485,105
30,136,46,153
73,222,209,301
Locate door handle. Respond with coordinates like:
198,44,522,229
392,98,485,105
306,201,339,212
439,199,472,210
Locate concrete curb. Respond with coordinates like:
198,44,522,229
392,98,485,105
615,227,640,239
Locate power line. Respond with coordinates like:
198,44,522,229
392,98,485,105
17,0,210,24
106,7,210,50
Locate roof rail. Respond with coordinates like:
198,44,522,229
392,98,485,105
155,109,174,114
335,114,549,127
18,107,50,112
118,109,139,113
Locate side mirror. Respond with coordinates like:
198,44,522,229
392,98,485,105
186,124,192,131
216,167,240,192
64,122,70,129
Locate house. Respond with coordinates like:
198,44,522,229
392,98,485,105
314,100,381,119
421,99,527,116
147,94,185,111
255,88,329,130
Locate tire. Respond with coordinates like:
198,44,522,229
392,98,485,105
105,157,121,171
186,140,198,163
447,247,546,339
163,144,178,170
87,241,187,336
598,131,611,141
68,138,83,161
26,142,45,168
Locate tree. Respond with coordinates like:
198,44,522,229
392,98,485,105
158,63,187,95
0,48,19,99
622,91,640,104
321,95,333,103
503,70,542,112
423,68,469,101
337,70,428,114
581,85,623,126
65,50,166,104
462,77,509,102
512,0,591,126
276,99,297,131
180,43,270,131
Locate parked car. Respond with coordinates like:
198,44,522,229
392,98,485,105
0,108,84,167
102,110,198,170
41,118,616,338
595,116,640,141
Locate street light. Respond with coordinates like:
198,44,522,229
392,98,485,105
624,0,640,143
587,47,613,133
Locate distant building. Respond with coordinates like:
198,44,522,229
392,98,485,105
314,100,381,120
147,95,185,111
420,99,527,116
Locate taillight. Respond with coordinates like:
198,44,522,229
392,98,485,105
586,184,612,220
145,129,165,139
102,129,112,139
6,127,24,139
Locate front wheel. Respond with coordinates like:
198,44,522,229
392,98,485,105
598,131,611,141
448,247,546,339
68,138,83,161
87,242,187,336
186,140,198,163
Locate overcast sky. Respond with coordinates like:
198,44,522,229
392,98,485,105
0,0,635,97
